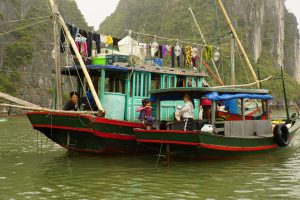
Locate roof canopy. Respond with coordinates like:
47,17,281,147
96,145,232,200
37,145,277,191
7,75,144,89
61,65,129,76
149,88,272,101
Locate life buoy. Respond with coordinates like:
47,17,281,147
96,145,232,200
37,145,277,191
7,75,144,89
273,124,290,147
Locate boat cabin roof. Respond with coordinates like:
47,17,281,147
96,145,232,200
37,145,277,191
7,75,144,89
62,65,129,76
149,87,273,101
61,64,208,77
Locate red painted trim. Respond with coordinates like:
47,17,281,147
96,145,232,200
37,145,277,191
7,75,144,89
27,111,140,129
27,111,93,120
134,129,199,135
199,143,278,152
137,139,199,146
93,131,136,141
94,117,141,128
32,124,94,133
32,124,136,141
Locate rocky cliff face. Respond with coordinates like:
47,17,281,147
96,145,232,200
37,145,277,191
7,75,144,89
100,0,300,83
225,0,299,80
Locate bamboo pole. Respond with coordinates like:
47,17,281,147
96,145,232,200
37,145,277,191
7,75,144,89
48,0,104,111
0,92,41,108
211,76,272,88
188,7,223,85
216,0,259,88
202,61,224,86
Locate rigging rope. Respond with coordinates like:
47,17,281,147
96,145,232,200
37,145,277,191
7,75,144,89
2,16,51,24
0,18,50,36
22,25,38,98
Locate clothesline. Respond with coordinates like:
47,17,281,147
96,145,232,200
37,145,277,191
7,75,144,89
126,30,220,49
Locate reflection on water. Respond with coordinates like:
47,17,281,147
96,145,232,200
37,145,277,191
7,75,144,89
0,117,300,199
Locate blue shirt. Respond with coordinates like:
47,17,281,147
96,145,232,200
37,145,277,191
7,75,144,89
224,99,239,114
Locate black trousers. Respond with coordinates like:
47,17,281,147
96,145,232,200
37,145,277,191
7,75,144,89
183,118,193,131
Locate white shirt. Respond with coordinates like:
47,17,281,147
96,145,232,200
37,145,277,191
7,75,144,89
179,101,194,119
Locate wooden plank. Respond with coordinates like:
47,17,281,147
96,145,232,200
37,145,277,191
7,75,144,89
0,92,41,108
0,103,97,114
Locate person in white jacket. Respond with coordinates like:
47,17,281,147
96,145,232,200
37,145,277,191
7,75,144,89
178,94,195,131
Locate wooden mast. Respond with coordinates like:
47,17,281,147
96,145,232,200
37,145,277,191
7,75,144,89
52,0,63,110
216,0,259,87
48,0,104,111
188,7,224,86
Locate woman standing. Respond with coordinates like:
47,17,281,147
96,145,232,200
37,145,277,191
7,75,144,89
178,94,195,131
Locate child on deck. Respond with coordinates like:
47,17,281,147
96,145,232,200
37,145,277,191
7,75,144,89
136,98,154,129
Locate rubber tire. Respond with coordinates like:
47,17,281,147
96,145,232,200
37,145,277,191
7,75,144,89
273,124,290,147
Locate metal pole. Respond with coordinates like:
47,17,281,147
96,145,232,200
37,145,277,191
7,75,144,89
281,66,290,121
216,0,259,88
53,0,62,110
230,33,235,85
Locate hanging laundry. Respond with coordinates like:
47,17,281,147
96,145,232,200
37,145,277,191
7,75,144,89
171,46,181,68
151,42,159,57
75,33,88,61
174,45,182,56
162,45,169,58
205,45,213,60
100,34,107,44
60,24,77,54
191,47,199,58
93,33,101,54
86,32,93,57
185,46,192,68
106,35,113,45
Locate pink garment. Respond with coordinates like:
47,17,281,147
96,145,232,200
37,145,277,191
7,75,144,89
136,106,152,118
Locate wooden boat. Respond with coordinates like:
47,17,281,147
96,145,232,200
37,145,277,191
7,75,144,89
26,65,207,154
133,88,299,158
3,0,296,159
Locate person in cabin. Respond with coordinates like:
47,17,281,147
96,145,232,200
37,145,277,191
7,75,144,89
63,91,80,111
136,98,153,128
201,97,212,121
178,94,195,131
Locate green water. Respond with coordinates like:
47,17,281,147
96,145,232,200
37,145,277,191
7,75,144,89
1,117,300,200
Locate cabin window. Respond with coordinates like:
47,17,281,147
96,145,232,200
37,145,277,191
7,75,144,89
105,72,126,94
176,76,185,87
170,77,175,88
132,72,151,97
151,74,160,90
164,76,168,88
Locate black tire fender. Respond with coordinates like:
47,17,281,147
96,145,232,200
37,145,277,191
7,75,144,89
273,124,290,147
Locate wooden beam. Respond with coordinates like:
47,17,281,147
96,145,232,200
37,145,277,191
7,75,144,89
216,0,259,88
0,92,41,108
52,0,63,109
0,103,97,114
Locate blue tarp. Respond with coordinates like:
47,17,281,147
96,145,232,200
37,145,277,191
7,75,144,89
205,92,273,101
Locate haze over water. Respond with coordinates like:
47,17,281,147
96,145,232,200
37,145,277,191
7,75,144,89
0,116,300,199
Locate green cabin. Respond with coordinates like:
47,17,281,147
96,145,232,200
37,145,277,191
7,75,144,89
62,64,207,122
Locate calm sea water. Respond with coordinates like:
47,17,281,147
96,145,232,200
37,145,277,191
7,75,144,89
0,115,300,200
